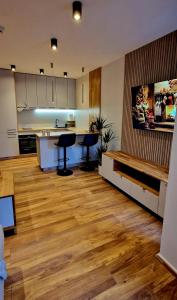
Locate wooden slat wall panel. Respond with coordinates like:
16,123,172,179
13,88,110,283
121,30,177,168
89,67,101,122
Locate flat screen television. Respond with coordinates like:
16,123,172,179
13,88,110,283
132,79,177,132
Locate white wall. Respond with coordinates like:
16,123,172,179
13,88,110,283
101,56,125,150
75,74,90,130
17,109,75,129
159,117,177,273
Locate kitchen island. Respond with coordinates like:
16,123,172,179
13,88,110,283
36,129,98,170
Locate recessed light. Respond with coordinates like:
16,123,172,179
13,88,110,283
51,38,58,51
64,72,68,78
40,69,44,75
10,65,16,72
73,1,82,22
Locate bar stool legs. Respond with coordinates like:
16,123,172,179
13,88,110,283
80,145,96,172
55,133,76,177
57,146,73,176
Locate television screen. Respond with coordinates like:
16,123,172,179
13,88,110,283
132,79,177,132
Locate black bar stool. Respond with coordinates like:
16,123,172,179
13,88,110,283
80,133,99,172
55,133,76,176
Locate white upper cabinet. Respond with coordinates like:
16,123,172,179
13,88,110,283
46,76,56,108
26,74,37,108
56,77,68,109
15,73,27,108
14,73,76,110
68,79,76,109
36,75,47,108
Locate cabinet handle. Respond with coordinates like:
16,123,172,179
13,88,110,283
52,80,54,103
82,83,84,104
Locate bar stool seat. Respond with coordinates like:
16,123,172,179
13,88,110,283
80,133,99,172
55,133,76,176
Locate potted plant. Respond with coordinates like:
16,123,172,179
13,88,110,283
90,116,116,166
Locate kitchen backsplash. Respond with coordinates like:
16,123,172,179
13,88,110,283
17,110,75,129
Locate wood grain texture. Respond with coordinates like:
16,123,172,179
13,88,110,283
0,171,14,197
121,30,177,168
105,151,168,183
89,67,101,122
1,156,176,299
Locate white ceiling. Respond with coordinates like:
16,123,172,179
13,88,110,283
0,0,177,78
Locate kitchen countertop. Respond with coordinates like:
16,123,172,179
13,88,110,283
36,128,91,138
18,127,70,133
18,127,91,135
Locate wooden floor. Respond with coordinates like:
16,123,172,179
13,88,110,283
1,156,177,300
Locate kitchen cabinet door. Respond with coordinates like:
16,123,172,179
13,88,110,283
56,77,68,109
26,74,37,108
0,133,19,158
0,70,18,131
15,73,27,108
36,75,47,108
46,76,56,108
68,79,76,109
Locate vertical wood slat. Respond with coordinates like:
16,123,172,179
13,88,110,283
121,30,177,168
89,67,101,122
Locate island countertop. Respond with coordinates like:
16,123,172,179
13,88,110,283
36,128,98,170
36,128,93,138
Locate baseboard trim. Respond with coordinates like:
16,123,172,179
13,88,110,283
0,153,37,161
156,253,177,275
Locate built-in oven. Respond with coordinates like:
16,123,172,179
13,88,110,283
18,134,37,154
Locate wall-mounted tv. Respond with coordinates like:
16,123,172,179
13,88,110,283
132,79,177,132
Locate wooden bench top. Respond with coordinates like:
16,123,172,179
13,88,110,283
104,151,169,183
0,171,14,198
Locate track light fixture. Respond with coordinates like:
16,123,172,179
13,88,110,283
64,72,68,78
11,65,16,72
40,69,44,75
51,38,58,51
73,1,82,21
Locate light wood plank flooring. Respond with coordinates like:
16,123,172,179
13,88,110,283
1,156,176,300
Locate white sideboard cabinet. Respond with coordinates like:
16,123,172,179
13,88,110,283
99,151,168,218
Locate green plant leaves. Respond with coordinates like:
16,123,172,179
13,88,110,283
92,115,116,165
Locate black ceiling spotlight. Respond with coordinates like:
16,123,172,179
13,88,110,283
40,69,44,75
64,72,68,78
73,1,82,21
10,65,16,72
51,38,58,51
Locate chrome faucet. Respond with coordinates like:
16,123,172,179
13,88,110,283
55,119,60,128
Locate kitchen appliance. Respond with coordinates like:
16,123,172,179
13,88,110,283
18,135,37,154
